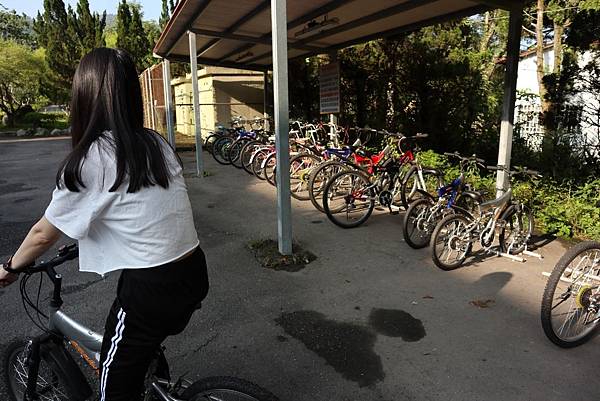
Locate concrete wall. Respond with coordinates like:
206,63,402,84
173,66,265,139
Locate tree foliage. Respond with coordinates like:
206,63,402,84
0,10,35,47
33,0,106,103
116,0,152,72
0,40,45,125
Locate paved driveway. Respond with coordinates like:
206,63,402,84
1,138,599,401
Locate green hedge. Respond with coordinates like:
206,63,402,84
418,150,600,241
18,112,68,129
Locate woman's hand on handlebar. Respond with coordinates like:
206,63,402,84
0,267,19,288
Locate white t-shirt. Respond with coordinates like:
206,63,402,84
45,132,199,276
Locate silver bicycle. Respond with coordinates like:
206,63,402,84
3,244,279,401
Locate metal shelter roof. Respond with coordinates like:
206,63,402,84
154,0,524,70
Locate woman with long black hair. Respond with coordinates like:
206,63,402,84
0,48,209,401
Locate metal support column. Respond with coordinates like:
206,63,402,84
263,71,270,131
271,0,292,255
188,31,204,177
162,59,176,148
495,7,523,196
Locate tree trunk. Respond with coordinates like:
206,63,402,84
553,22,564,75
536,0,550,114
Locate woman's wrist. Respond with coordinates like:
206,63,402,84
2,257,21,274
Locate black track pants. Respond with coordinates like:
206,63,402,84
98,247,209,401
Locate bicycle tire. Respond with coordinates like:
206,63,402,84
541,241,600,348
181,376,280,401
251,149,269,179
204,134,220,154
289,153,321,201
499,204,534,255
3,340,87,401
264,152,277,186
403,197,436,249
240,141,262,175
323,170,375,229
212,137,233,165
430,213,472,270
229,138,251,168
400,169,442,209
308,160,348,213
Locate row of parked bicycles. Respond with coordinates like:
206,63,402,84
205,118,600,349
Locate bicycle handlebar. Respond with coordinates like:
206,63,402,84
22,244,78,275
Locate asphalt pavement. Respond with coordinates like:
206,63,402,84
0,137,599,401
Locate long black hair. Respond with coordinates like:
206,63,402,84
57,47,173,193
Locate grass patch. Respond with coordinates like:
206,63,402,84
248,239,317,272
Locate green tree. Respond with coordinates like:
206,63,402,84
0,40,45,126
116,0,151,71
34,0,79,103
0,10,35,47
159,0,169,28
75,0,106,55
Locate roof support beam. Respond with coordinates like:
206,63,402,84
218,0,357,62
161,0,212,57
190,28,324,52
196,0,270,57
244,0,440,64
166,54,269,72
290,4,490,61
473,0,523,10
495,7,523,195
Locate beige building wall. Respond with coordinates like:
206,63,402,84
173,67,265,139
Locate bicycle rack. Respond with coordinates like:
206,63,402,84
487,241,543,263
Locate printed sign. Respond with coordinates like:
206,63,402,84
319,62,340,114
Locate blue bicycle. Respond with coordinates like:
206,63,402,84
402,152,487,249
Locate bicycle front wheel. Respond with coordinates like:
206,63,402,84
308,161,348,213
181,376,280,401
430,214,473,270
323,170,375,228
541,241,600,348
4,340,81,401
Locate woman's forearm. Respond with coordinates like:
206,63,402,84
9,217,62,271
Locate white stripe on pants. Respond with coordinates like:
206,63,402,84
101,308,126,401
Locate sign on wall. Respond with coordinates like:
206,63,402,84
319,62,340,114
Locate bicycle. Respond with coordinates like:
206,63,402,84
429,166,540,270
3,244,280,401
541,241,600,348
402,152,487,249
321,133,429,228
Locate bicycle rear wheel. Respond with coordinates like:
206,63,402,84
323,170,375,228
240,141,262,175
308,161,347,213
400,169,442,209
403,198,436,249
499,204,534,255
213,137,233,165
289,153,320,201
541,241,600,348
181,376,279,401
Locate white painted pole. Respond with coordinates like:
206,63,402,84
188,31,204,177
162,60,176,148
496,7,523,196
148,69,156,130
271,0,292,255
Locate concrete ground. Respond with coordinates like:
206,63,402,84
0,137,599,401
